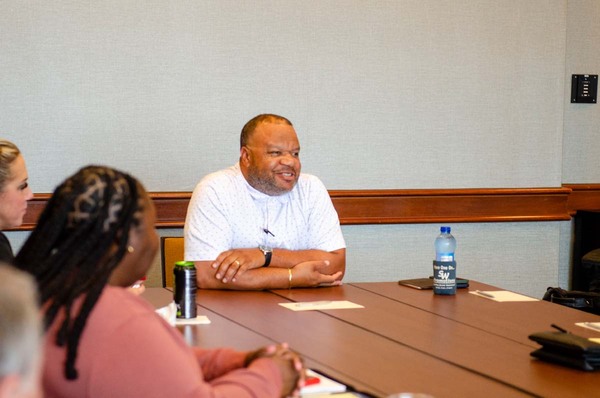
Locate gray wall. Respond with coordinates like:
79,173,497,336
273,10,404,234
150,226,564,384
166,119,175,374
2,1,598,298
564,0,600,182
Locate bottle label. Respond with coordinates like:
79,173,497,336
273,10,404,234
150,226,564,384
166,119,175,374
436,253,454,262
433,260,457,295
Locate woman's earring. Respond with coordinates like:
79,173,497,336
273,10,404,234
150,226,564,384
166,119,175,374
127,246,135,253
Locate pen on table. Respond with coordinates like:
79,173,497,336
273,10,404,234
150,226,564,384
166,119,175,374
551,323,569,333
475,290,495,299
294,301,332,307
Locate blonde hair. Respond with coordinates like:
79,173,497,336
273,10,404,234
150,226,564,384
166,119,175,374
0,140,21,191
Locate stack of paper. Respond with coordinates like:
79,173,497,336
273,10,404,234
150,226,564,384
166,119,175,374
470,290,538,302
300,369,347,396
279,300,364,311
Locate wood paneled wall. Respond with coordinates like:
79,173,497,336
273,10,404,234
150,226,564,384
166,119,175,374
17,184,600,231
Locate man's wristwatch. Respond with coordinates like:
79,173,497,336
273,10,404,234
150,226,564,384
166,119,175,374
259,245,272,267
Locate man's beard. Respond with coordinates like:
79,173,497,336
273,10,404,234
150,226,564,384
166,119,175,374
246,166,297,196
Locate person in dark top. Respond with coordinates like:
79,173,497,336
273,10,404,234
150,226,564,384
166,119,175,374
0,140,33,263
0,233,15,264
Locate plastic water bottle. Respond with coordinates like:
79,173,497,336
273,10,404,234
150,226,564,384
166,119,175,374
433,226,457,295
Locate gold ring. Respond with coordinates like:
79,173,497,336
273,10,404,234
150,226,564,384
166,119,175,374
234,260,240,266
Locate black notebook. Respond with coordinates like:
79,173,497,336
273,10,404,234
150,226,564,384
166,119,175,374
529,331,600,371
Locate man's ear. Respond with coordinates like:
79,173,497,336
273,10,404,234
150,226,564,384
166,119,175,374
240,146,251,166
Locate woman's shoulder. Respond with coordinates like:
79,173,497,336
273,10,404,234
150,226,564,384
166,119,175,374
91,286,162,330
73,288,202,397
85,286,193,360
100,285,154,309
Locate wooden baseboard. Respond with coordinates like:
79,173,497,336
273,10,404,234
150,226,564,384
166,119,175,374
16,184,600,231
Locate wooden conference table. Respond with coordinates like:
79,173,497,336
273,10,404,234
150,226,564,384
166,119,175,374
144,281,600,398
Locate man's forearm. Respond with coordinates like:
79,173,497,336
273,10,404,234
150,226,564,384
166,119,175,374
193,248,346,290
269,248,346,274
195,261,291,290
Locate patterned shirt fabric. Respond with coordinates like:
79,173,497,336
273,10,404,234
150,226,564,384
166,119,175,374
184,163,345,261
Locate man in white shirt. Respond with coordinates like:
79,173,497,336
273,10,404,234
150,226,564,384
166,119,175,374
184,114,346,290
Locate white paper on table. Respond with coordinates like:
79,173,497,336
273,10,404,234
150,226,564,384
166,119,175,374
175,315,211,325
575,322,600,333
279,300,364,311
469,290,538,302
300,369,347,396
155,301,211,325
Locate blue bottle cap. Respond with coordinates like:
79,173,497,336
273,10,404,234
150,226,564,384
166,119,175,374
440,226,451,233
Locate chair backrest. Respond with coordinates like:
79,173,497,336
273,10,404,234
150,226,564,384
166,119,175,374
160,236,184,288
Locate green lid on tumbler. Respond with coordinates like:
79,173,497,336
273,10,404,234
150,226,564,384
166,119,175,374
175,261,194,268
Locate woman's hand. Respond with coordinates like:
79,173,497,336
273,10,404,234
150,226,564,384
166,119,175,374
245,343,305,397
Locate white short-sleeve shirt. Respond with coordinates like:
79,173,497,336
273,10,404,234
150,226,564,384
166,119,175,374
184,163,346,261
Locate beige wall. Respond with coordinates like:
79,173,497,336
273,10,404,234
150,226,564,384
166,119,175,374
2,1,599,298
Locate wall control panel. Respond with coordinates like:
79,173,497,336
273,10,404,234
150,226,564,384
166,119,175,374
571,74,597,103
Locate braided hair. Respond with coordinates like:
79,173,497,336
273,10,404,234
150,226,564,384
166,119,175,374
15,165,144,380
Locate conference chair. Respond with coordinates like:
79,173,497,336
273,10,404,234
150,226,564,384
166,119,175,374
160,236,184,288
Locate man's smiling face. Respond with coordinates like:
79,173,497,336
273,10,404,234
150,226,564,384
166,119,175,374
241,121,301,196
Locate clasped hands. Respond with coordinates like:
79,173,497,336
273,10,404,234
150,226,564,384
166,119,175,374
211,248,342,286
245,343,304,398
211,248,266,282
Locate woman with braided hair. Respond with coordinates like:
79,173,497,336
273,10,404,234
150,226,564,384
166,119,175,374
0,139,33,263
16,165,304,398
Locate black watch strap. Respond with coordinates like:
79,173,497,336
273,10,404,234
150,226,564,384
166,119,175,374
263,250,272,267
259,246,272,267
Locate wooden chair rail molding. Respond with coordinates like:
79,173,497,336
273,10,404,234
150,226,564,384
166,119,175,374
16,184,600,231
